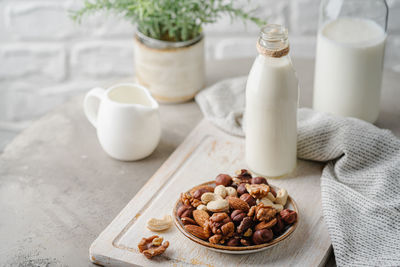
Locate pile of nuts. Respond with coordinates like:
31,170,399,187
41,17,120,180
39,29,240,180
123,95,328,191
177,169,298,246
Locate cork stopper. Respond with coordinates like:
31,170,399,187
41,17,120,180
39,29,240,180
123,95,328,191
257,24,289,58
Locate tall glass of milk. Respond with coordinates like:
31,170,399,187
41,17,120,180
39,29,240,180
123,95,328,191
313,0,388,123
245,24,298,177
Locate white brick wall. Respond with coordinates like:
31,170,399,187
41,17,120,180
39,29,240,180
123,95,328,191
70,41,134,78
0,44,66,82
0,0,399,150
5,2,77,40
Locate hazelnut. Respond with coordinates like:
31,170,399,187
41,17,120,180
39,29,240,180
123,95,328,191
193,187,213,199
215,174,233,186
235,169,252,184
231,210,246,224
280,209,297,225
251,176,268,185
235,169,252,179
237,183,248,196
177,205,194,218
226,237,240,246
240,193,256,207
272,214,285,235
252,229,273,244
237,216,253,234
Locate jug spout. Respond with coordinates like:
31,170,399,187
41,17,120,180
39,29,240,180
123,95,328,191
106,83,159,110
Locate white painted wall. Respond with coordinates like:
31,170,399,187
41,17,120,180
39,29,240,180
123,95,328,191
0,0,399,150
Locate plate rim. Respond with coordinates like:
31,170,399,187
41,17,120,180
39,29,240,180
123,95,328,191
173,180,299,252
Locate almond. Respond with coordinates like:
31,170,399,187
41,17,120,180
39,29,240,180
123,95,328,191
184,224,210,240
181,217,197,225
226,196,250,212
193,210,210,228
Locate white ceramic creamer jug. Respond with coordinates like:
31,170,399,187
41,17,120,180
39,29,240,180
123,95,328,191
84,83,161,161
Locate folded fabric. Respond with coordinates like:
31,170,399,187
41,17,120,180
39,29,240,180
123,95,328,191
196,77,400,267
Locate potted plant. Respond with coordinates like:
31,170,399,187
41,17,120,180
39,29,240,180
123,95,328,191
72,0,265,103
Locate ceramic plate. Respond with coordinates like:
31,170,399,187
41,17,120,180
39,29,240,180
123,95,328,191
173,181,299,254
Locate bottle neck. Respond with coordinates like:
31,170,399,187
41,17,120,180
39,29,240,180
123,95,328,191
257,24,289,58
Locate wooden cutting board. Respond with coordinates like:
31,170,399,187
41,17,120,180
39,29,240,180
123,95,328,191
89,119,332,266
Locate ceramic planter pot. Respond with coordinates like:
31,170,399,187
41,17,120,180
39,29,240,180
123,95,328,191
134,31,205,103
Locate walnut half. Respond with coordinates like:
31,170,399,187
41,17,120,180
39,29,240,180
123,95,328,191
138,235,169,259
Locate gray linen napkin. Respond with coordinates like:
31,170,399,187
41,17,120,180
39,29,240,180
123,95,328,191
195,76,400,267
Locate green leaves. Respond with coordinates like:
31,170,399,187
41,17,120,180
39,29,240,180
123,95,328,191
71,0,267,42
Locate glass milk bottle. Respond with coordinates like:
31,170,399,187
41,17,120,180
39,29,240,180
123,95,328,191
245,24,298,177
313,0,388,123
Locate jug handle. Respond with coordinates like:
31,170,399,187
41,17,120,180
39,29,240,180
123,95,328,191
84,87,105,128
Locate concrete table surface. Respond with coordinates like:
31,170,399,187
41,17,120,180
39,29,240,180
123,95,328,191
1,58,399,267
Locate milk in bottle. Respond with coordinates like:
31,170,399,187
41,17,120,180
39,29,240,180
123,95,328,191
313,18,386,123
245,25,298,177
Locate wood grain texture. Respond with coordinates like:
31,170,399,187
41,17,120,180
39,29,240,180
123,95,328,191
90,119,331,267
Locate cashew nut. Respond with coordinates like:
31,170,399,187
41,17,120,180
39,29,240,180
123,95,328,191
201,192,223,204
272,204,284,212
197,204,208,211
146,215,172,232
275,188,288,206
214,185,227,198
266,192,276,202
207,199,229,212
257,197,274,206
225,187,237,197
